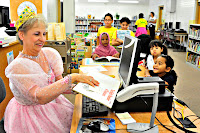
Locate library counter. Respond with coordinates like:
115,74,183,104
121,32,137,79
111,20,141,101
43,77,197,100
70,63,200,133
0,40,23,120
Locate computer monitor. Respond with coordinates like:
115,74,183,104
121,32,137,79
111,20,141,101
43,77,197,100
118,35,141,88
175,22,180,29
169,22,173,29
0,6,9,27
164,22,168,29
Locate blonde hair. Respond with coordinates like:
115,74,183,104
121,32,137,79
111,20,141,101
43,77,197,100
16,14,47,45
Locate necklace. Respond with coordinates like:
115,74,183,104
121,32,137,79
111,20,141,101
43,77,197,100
20,52,39,59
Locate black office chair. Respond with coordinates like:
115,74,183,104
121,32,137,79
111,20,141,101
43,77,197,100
0,77,6,103
137,34,152,62
0,77,6,133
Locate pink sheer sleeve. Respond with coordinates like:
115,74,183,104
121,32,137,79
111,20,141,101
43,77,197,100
32,75,72,104
5,58,73,105
42,47,64,77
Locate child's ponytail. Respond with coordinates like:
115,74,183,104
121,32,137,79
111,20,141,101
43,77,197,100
170,70,177,85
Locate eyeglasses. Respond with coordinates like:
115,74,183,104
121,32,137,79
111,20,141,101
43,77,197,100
104,19,112,22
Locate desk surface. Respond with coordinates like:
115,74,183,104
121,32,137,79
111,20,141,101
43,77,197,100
70,64,200,133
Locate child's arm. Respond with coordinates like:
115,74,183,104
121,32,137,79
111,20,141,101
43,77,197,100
144,69,151,77
164,81,169,88
112,38,122,46
116,38,123,44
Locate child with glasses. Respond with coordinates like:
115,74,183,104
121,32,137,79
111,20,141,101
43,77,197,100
97,13,117,46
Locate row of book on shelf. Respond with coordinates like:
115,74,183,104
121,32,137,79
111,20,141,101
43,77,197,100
189,27,200,39
188,40,200,53
71,48,85,69
75,26,87,30
186,52,200,68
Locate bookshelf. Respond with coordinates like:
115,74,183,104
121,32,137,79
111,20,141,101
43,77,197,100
75,18,136,33
186,24,200,70
69,37,94,73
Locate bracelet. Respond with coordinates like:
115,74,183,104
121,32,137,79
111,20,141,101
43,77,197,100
61,75,72,89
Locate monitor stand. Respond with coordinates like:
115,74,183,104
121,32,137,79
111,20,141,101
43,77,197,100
127,91,159,133
127,123,158,133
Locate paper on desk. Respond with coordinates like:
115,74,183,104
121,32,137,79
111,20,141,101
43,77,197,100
79,66,108,73
0,27,9,37
73,72,120,108
116,112,136,125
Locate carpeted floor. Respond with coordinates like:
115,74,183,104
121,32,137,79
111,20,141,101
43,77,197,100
168,48,200,117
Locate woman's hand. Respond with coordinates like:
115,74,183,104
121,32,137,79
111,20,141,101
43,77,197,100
92,54,100,60
71,73,99,87
112,53,120,58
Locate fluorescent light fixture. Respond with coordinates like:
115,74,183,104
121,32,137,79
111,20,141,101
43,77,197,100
88,0,109,2
118,1,139,3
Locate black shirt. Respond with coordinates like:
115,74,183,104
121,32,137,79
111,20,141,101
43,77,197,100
150,71,176,93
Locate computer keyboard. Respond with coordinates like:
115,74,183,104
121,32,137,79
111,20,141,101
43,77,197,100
82,96,108,117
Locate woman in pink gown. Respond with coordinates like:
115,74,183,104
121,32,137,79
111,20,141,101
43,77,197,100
4,8,99,133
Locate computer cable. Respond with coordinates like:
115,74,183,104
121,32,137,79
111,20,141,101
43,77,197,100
139,96,177,133
185,115,200,125
167,109,197,133
140,96,198,133
172,102,200,129
191,117,200,123
172,101,186,121
173,98,190,108
167,100,197,133
155,116,176,133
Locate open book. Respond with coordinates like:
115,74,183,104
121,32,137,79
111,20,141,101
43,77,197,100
117,30,131,41
73,72,120,108
95,56,120,62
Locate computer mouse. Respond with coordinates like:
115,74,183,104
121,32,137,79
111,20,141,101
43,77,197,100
87,121,109,132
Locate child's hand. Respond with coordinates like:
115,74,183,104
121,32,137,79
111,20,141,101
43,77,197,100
112,53,120,58
144,69,151,77
92,54,100,60
116,38,123,44
145,74,151,77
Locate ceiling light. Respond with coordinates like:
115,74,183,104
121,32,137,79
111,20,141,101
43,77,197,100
88,0,109,2
118,1,139,3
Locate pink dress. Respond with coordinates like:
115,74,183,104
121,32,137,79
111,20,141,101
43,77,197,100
4,47,74,133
